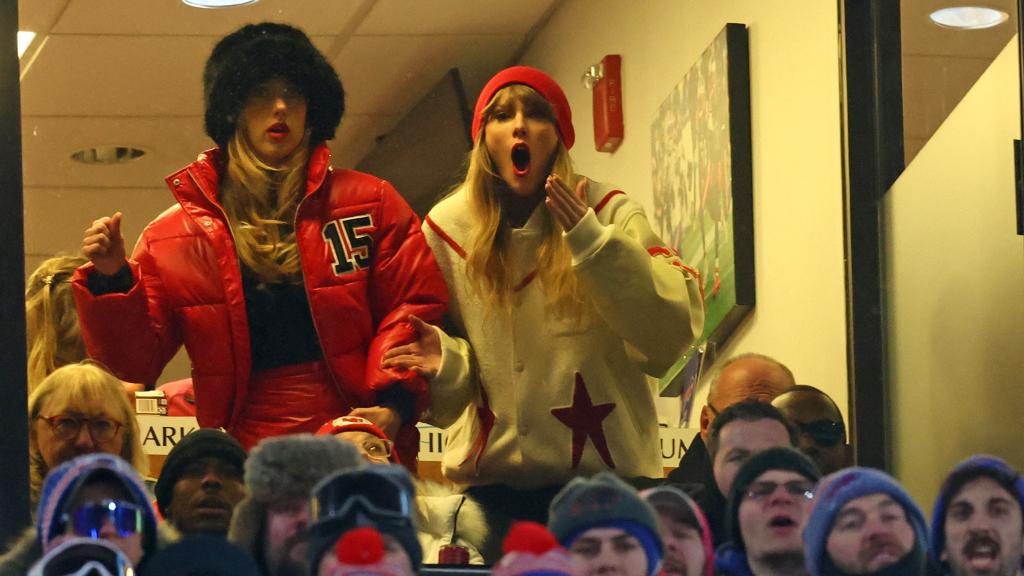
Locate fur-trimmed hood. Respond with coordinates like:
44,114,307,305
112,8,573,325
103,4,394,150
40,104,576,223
414,479,488,565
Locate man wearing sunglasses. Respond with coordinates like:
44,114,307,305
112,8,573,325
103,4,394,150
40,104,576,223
0,453,159,576
716,447,821,576
772,385,850,475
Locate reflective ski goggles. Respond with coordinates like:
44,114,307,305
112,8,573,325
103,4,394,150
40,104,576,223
62,500,143,539
311,469,413,527
29,538,134,576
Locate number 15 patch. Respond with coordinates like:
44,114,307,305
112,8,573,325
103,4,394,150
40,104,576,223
323,214,374,275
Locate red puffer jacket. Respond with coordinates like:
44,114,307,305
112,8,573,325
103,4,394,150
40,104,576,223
73,144,448,447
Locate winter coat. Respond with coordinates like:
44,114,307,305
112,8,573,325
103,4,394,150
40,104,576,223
73,144,448,455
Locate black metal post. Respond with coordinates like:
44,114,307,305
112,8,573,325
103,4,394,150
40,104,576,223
841,0,905,471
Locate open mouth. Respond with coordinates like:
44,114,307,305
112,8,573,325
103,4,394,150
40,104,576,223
267,123,290,140
511,143,531,176
964,537,1001,568
768,515,797,528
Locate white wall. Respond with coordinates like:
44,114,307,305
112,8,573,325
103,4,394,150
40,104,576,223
885,36,1024,508
521,0,848,422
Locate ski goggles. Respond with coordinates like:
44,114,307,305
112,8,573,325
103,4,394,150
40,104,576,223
29,538,133,576
311,468,413,528
62,500,143,539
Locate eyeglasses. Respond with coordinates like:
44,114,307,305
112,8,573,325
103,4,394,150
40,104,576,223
795,420,845,447
359,438,394,463
62,500,144,539
39,415,123,443
311,469,413,529
745,480,815,502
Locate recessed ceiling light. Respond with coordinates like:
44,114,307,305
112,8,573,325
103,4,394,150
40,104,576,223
929,7,1009,30
182,0,260,8
17,31,35,58
71,146,146,165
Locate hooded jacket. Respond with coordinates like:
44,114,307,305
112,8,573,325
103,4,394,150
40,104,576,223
73,144,448,454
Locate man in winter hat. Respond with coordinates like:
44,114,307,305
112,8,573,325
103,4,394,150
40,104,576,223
715,447,821,576
803,467,930,576
930,455,1023,576
228,434,363,576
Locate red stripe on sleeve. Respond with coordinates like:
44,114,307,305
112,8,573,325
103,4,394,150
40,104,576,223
424,215,467,260
594,190,626,214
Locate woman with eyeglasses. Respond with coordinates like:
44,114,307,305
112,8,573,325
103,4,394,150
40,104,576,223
0,454,158,576
24,362,146,511
72,22,447,460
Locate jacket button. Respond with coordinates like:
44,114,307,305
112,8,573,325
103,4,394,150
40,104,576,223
172,178,181,186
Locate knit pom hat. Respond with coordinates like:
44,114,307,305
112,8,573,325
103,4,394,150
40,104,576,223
36,453,157,557
203,22,344,149
929,454,1024,567
725,447,821,551
641,486,715,576
326,527,411,576
316,415,400,464
492,522,577,576
802,467,928,576
153,428,247,517
308,465,422,571
472,65,575,149
548,472,662,576
227,434,363,556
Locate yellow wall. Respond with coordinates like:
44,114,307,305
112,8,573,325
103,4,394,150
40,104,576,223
521,0,849,422
885,36,1024,509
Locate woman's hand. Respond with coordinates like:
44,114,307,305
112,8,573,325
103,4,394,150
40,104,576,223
381,315,441,379
82,212,128,276
349,405,401,439
545,175,589,231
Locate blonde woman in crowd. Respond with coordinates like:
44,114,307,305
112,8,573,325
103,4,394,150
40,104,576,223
25,256,87,392
27,361,147,508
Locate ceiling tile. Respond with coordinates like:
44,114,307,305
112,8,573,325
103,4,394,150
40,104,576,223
358,0,558,35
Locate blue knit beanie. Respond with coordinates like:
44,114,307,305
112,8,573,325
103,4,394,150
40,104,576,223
36,453,157,556
929,455,1024,568
802,468,927,576
548,473,663,576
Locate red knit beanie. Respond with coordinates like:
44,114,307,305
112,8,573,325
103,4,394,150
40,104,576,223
472,66,575,150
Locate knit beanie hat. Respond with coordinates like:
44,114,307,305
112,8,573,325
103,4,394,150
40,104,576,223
36,453,158,557
802,467,928,576
203,22,344,149
227,434,363,556
929,454,1024,567
154,428,247,518
28,538,133,576
641,486,715,576
725,447,821,551
492,522,577,576
308,464,422,572
472,66,575,149
326,527,414,576
315,416,400,464
548,472,663,576
142,534,261,576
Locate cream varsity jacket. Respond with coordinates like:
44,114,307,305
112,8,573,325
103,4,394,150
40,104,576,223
422,178,704,488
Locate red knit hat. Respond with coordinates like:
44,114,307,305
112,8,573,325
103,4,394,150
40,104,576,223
315,416,400,464
472,66,575,150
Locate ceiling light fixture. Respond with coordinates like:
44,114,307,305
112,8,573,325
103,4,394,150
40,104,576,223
929,6,1009,30
182,0,260,8
71,146,146,165
17,31,35,58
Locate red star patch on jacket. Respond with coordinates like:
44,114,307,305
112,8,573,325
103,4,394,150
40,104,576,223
551,373,616,469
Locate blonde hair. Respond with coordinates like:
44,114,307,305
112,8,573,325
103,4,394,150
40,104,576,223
27,361,148,506
463,84,583,313
219,126,311,283
26,256,89,392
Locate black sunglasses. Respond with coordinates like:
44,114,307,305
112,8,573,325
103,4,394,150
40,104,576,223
796,419,845,447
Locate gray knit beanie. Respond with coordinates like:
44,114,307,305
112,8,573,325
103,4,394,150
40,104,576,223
227,434,363,557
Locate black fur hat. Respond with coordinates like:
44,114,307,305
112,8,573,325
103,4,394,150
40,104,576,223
203,22,344,149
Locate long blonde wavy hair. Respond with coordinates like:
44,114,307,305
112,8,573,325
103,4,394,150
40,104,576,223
25,255,88,392
463,84,584,314
28,361,148,507
219,126,311,283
